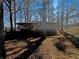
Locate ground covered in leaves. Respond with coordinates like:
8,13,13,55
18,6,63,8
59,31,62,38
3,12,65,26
28,35,79,59
6,26,79,59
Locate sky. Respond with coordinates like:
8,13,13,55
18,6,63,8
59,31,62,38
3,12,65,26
54,0,58,8
3,0,58,27
3,0,79,27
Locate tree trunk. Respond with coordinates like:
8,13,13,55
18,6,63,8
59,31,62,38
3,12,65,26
9,0,13,32
42,0,47,35
14,0,16,29
0,1,6,59
61,0,64,31
57,0,59,28
65,0,69,28
20,10,22,23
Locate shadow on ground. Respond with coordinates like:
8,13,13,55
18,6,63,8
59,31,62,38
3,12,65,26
5,29,57,59
4,29,57,41
15,36,46,59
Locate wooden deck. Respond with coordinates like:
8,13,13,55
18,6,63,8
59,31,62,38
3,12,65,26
5,37,46,59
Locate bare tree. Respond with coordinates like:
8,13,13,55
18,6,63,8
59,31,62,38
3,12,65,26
0,0,6,58
24,0,31,22
57,0,60,28
65,0,69,28
14,0,16,29
4,0,13,32
64,1,79,27
20,9,23,22
4,0,24,32
61,0,64,31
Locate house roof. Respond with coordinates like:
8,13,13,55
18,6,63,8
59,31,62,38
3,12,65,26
15,21,57,25
16,22,38,25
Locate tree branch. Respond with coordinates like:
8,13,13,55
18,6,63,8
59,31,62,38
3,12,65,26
3,0,10,8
